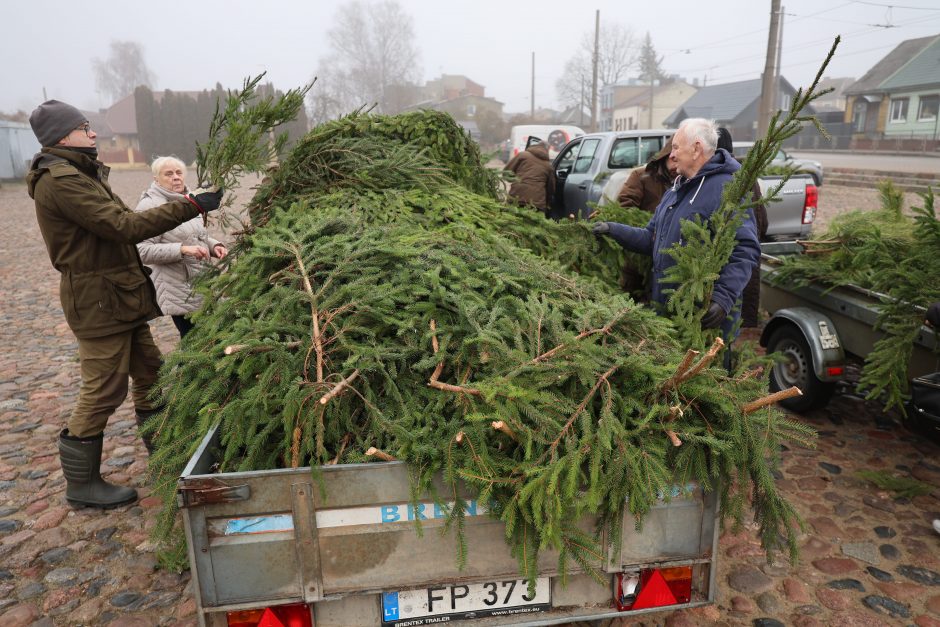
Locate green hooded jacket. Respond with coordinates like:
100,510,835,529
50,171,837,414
27,148,201,339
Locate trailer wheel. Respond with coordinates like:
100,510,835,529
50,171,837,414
767,325,835,412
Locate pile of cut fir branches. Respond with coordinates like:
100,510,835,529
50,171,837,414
145,67,827,579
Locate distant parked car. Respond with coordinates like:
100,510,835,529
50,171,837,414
509,124,586,161
733,141,824,186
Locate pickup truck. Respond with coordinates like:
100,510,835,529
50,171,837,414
552,131,817,240
178,422,721,626
733,141,824,187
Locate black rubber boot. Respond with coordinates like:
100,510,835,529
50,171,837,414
134,406,163,454
58,429,138,508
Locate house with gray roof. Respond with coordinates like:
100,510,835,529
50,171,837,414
662,76,806,141
844,34,940,141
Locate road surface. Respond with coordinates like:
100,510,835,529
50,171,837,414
789,151,940,173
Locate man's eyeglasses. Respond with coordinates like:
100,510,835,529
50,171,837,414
75,123,91,136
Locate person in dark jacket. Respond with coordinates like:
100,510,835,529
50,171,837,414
503,141,555,213
616,139,677,297
716,127,768,328
617,138,676,213
592,118,760,340
26,100,223,508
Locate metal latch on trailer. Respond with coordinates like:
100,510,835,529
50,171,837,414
177,478,250,508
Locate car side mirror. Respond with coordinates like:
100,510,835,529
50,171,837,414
556,169,569,180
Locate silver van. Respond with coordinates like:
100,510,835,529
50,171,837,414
550,130,673,219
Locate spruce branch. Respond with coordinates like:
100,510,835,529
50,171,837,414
195,72,312,191
676,337,725,384
327,434,351,465
366,447,396,462
223,340,302,356
662,349,701,391
318,369,360,405
549,364,619,452
290,243,324,383
492,420,519,441
527,309,628,366
428,319,483,396
743,387,803,414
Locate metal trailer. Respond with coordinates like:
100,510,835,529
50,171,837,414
759,241,939,418
179,423,721,627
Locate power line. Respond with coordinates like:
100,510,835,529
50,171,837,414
705,41,902,83
661,2,855,55
848,0,940,10
666,11,940,76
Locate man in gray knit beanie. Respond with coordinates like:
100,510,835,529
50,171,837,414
26,99,224,509
29,100,88,147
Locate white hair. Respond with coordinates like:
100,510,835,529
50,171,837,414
678,118,718,156
150,156,186,177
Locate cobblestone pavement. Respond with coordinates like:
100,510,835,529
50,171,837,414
1,173,939,626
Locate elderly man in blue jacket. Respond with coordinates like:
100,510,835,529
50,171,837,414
593,117,760,340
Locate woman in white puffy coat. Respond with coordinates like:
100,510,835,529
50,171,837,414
134,157,227,337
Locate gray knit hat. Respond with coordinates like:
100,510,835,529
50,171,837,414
29,100,87,147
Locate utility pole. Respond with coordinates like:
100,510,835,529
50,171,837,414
774,7,787,83
530,51,535,119
580,76,585,127
648,78,655,129
591,10,599,132
42,86,48,101
757,0,782,138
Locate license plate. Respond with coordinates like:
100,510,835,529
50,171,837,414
382,577,551,625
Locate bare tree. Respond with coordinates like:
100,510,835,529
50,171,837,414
555,23,640,108
92,40,155,104
309,1,421,122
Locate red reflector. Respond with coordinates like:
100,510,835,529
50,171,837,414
803,184,818,224
660,566,692,603
227,603,311,627
257,609,286,627
631,569,679,610
827,366,844,377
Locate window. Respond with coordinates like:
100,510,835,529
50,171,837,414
555,140,581,172
781,94,791,111
889,98,909,123
466,104,476,116
572,138,600,174
608,136,664,169
917,95,939,121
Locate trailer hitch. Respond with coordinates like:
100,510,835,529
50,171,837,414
178,478,250,507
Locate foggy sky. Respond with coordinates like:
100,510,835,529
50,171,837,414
3,0,939,116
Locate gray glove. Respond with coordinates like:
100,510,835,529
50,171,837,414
187,185,224,213
701,301,727,329
592,222,610,237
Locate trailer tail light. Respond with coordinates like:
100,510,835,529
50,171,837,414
827,366,844,377
227,603,312,627
614,566,692,611
802,184,818,224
